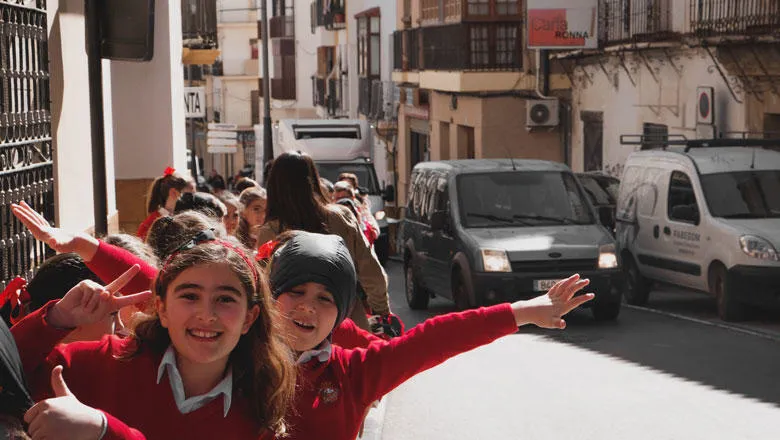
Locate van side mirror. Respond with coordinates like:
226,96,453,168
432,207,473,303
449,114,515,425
672,205,699,224
430,210,448,231
383,184,395,202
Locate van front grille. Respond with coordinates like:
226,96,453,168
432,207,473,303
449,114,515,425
511,259,598,273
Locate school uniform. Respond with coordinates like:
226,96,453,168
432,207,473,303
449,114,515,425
12,303,272,440
284,304,518,440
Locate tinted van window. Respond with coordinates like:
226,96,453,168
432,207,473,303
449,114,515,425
457,171,594,227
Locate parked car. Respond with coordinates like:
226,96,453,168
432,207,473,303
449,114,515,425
577,172,620,234
402,159,622,321
616,144,780,321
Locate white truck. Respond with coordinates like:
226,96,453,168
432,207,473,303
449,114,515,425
272,118,394,263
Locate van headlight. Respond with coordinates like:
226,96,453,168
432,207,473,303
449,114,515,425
481,249,511,272
739,235,779,261
598,244,618,269
374,210,386,221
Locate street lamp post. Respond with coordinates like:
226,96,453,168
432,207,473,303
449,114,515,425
260,0,273,175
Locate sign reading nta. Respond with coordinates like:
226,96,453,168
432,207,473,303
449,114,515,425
527,0,598,49
184,87,206,118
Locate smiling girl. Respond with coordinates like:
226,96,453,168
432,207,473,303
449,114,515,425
267,231,594,440
12,232,296,440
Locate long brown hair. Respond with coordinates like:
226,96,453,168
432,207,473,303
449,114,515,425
146,211,223,261
236,187,267,249
265,151,330,233
146,171,192,213
124,237,296,436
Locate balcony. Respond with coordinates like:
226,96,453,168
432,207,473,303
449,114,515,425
269,15,295,39
359,78,396,120
690,0,780,37
311,0,346,31
313,76,327,107
419,0,521,25
600,0,676,45
421,23,522,71
392,28,422,71
182,0,218,49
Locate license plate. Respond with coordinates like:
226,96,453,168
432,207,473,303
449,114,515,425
534,279,562,292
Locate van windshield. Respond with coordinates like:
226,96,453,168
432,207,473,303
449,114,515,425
700,170,780,218
457,171,594,228
316,162,381,195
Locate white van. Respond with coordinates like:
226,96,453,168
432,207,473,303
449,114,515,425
616,140,780,321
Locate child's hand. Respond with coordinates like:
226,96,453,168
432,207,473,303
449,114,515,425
511,274,594,329
47,265,152,329
11,201,99,259
25,366,105,440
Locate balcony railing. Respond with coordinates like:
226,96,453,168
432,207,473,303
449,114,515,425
359,79,397,120
313,76,327,107
327,78,348,117
690,0,780,36
600,0,675,45
421,23,522,71
311,0,346,31
359,77,373,117
394,29,420,70
182,0,218,48
270,15,295,39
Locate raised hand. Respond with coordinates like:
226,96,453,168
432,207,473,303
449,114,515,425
10,201,100,259
24,366,105,440
47,265,152,330
511,274,594,329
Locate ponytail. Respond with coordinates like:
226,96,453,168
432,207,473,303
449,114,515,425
146,170,191,213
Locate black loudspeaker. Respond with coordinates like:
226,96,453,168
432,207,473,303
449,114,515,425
99,0,156,61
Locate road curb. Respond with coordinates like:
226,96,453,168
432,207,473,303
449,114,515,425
358,395,389,440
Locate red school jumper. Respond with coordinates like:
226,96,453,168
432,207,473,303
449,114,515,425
12,304,272,440
135,211,162,241
285,304,518,440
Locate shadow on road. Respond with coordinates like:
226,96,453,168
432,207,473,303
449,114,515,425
524,307,780,408
385,260,780,408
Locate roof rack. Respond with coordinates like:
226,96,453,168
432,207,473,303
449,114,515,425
619,134,780,152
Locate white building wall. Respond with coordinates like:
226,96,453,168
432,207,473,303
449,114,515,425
47,1,117,231
219,24,257,76
571,47,747,177
222,79,258,126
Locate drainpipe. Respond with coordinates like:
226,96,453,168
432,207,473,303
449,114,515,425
85,0,108,235
535,49,553,100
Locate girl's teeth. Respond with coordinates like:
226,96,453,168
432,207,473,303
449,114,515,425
191,330,219,338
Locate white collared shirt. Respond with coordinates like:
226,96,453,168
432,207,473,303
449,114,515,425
296,340,333,364
156,346,233,417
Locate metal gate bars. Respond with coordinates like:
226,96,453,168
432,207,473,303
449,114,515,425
0,0,53,291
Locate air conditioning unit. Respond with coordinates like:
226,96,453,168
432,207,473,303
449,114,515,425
526,99,560,127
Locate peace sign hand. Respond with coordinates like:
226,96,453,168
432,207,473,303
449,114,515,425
47,265,152,329
511,274,594,329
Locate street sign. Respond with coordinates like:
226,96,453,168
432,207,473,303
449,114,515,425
208,145,238,154
207,130,238,139
184,87,205,118
527,0,598,49
208,122,238,131
207,137,238,146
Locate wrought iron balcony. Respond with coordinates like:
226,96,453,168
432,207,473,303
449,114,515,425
311,0,346,31
690,0,780,37
182,0,218,49
359,79,397,120
312,76,327,107
600,0,676,45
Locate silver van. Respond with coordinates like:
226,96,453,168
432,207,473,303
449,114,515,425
616,142,780,321
402,159,622,320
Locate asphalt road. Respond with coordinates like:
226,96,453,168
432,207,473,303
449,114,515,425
376,261,780,440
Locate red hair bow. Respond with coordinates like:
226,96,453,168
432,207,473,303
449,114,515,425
256,240,280,261
163,166,176,177
0,277,32,325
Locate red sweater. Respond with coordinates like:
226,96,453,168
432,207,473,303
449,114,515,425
285,304,518,440
12,304,272,440
135,211,162,241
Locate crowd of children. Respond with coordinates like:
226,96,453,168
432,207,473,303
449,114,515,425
0,157,594,440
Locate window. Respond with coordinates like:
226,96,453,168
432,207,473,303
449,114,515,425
469,25,489,67
357,12,381,78
250,38,258,59
468,0,489,16
466,0,521,18
668,171,700,224
421,0,439,22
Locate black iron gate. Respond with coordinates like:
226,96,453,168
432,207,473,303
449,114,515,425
0,0,53,290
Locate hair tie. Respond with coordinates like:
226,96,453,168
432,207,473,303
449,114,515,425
256,240,279,261
163,230,260,286
0,277,32,325
163,166,176,177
